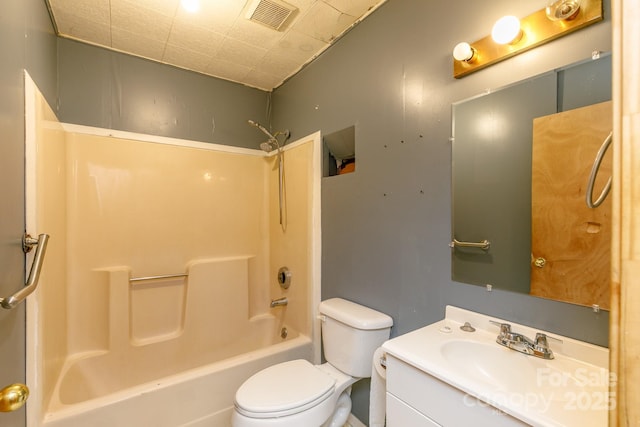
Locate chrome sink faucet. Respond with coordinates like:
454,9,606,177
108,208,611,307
490,321,561,360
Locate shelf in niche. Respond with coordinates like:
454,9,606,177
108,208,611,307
323,125,355,177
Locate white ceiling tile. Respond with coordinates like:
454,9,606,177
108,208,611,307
242,70,286,92
163,45,211,74
48,0,387,90
214,38,268,69
122,0,179,17
226,18,285,50
111,27,166,61
323,0,380,17
257,53,305,78
285,0,317,9
271,29,329,63
174,0,245,34
292,1,357,43
52,8,112,46
205,59,251,84
166,21,225,56
64,26,111,48
111,0,173,43
50,0,111,26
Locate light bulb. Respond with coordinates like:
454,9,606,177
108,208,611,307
181,0,200,13
453,42,476,62
491,16,522,45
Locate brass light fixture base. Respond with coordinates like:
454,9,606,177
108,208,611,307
453,0,603,79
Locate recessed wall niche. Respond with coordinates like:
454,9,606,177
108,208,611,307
323,125,355,177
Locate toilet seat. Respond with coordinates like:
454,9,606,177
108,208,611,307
234,359,336,419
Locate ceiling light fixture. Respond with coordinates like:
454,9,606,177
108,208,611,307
452,0,603,79
181,0,200,13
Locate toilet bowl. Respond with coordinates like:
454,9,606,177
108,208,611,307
232,298,393,427
232,360,355,427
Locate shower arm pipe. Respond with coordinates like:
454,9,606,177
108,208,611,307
272,130,288,141
248,120,290,147
248,119,277,142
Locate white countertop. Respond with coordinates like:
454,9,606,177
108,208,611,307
382,306,611,427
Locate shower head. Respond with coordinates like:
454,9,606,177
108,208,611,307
260,140,279,152
248,120,290,152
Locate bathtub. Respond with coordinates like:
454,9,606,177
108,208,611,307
38,259,318,427
42,322,313,427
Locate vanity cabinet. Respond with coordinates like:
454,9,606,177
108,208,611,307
382,306,610,427
385,355,528,427
387,393,439,426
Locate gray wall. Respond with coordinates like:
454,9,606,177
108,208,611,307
272,0,611,423
57,38,271,149
0,1,57,426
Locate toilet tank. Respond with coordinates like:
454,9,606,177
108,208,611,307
318,298,393,378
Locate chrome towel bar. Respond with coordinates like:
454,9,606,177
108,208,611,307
129,273,188,283
449,238,491,251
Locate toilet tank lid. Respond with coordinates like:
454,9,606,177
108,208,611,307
319,298,393,330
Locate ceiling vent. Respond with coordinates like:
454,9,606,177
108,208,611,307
246,0,298,31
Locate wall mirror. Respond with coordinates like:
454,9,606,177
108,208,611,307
451,53,612,309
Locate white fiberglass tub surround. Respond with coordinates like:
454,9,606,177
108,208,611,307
24,75,322,427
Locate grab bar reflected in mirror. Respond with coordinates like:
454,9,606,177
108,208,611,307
1,233,50,309
586,131,613,209
449,238,491,251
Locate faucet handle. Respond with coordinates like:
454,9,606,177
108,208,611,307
535,332,563,347
489,320,511,336
535,333,550,349
533,333,562,359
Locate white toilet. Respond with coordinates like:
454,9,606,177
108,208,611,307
232,298,393,427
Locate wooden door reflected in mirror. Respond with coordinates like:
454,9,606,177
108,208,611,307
530,101,612,309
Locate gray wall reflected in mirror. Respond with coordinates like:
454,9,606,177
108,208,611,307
451,53,612,307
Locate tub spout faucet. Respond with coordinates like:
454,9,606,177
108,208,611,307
270,297,288,308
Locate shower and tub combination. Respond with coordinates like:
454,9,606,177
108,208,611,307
24,76,322,426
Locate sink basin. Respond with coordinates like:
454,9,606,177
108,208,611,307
440,340,546,391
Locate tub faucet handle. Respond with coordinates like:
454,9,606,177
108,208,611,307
270,297,288,308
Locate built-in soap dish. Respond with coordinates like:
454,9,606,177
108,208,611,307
460,322,476,332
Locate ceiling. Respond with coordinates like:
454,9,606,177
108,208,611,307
46,0,387,92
